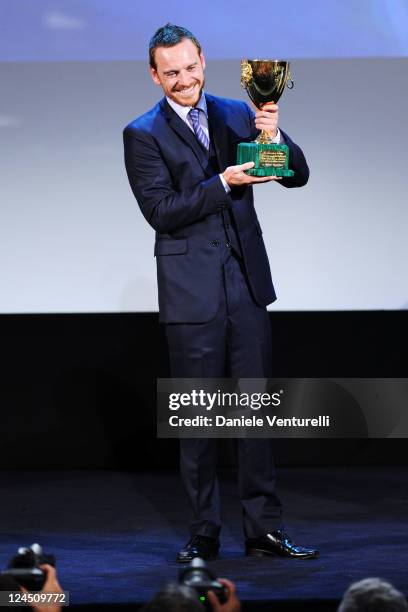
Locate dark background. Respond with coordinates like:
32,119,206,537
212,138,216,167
1,311,406,469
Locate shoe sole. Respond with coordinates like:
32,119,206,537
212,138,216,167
246,548,319,560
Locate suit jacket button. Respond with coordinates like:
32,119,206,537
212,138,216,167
210,240,220,247
226,242,231,248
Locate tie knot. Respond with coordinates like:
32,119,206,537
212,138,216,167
188,107,200,123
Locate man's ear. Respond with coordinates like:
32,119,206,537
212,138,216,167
149,66,161,86
200,52,206,71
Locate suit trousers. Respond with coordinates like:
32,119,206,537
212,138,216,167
165,250,282,539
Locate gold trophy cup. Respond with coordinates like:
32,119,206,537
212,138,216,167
237,59,294,176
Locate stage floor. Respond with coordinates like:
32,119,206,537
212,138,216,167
0,467,407,609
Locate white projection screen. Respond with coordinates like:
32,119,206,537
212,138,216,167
1,0,407,313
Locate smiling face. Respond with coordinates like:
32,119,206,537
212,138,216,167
150,38,206,107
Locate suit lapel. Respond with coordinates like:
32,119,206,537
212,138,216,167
206,94,230,172
161,98,210,174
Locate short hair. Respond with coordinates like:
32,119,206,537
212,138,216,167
0,575,25,611
338,578,408,612
142,583,204,612
0,575,20,591
149,24,201,70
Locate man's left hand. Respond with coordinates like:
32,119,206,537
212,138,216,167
254,103,279,138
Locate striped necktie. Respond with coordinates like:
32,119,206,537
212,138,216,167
188,107,210,150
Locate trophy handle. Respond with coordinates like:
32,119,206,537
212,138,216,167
240,60,253,88
286,70,294,89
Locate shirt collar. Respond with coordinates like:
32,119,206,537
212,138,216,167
166,91,207,122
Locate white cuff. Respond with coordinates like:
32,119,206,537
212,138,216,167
219,173,231,193
271,128,281,144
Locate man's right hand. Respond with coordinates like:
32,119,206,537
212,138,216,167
222,162,282,186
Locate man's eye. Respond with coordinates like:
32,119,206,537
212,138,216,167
187,66,196,71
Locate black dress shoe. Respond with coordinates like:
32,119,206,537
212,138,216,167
245,530,319,559
176,535,219,563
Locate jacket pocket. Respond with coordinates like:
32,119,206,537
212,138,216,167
154,238,188,256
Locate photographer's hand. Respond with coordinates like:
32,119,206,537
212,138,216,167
21,564,63,612
207,578,241,612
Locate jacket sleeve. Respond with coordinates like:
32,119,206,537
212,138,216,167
279,129,310,188
123,126,231,234
245,104,309,188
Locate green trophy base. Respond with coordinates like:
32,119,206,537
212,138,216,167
237,142,294,177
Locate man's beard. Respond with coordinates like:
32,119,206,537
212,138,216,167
171,77,205,106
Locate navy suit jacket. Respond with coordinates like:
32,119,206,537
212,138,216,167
123,93,309,323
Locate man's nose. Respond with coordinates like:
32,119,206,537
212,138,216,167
177,70,192,86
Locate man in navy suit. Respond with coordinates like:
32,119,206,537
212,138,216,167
124,24,318,562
